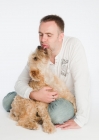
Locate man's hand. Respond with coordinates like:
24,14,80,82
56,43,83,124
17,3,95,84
55,119,81,129
29,86,58,103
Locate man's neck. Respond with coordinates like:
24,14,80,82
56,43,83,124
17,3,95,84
50,43,62,64
50,55,55,64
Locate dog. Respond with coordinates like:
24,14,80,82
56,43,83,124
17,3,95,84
10,46,76,133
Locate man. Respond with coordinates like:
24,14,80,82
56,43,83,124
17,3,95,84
3,15,90,129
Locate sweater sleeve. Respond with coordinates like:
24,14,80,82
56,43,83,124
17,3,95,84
14,64,33,99
70,38,91,127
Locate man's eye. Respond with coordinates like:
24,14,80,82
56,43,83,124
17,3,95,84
48,35,51,37
33,57,38,61
48,34,52,37
39,34,43,36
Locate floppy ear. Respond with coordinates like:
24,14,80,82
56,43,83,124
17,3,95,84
30,69,40,81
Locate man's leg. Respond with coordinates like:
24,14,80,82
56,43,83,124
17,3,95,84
2,91,17,112
48,98,75,124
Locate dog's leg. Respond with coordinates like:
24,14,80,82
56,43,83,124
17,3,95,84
11,106,39,130
17,115,39,130
10,97,21,121
10,108,19,121
37,102,55,133
17,102,39,130
10,95,39,130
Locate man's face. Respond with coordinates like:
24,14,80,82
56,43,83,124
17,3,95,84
38,21,64,52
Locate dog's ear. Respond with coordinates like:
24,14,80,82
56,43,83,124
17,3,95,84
30,69,40,81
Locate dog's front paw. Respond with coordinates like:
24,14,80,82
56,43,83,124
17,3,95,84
18,120,39,130
27,122,39,130
42,122,56,133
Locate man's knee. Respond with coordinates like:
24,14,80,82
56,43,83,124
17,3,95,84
48,98,75,124
2,91,17,112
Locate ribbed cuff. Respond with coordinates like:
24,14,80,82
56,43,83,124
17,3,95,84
24,87,33,99
74,118,84,127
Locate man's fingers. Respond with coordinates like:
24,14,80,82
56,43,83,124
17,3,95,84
51,98,56,101
61,125,71,130
44,86,53,90
44,87,58,96
56,123,68,128
52,94,58,99
55,120,81,129
55,123,72,129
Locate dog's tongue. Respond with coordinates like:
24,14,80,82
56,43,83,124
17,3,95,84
43,45,49,49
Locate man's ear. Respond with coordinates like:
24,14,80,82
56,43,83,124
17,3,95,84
30,69,40,81
59,32,64,42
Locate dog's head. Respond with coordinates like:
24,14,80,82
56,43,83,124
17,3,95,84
28,46,50,81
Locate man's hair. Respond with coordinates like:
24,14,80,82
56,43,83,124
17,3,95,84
40,15,64,32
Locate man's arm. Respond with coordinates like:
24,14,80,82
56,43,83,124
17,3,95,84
71,40,91,127
15,64,58,101
56,38,90,129
14,64,33,98
29,86,58,103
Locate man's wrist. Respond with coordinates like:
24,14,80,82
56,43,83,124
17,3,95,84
29,91,37,100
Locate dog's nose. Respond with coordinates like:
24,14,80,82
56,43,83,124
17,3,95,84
38,46,41,49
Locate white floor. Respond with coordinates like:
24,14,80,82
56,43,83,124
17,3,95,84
0,99,99,140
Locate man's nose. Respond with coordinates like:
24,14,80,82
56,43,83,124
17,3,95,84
41,35,47,42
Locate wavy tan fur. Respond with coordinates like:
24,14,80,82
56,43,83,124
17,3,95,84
10,46,76,133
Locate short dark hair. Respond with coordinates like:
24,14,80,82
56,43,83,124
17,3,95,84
40,15,64,32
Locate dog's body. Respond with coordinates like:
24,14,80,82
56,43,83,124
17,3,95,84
10,46,76,133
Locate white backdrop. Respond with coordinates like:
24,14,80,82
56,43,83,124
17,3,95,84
0,0,99,109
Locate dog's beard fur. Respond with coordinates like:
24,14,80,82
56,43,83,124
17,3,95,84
28,46,51,82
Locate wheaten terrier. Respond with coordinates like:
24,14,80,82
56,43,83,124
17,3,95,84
10,46,76,133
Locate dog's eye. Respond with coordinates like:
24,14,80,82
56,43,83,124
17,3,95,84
33,57,38,61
